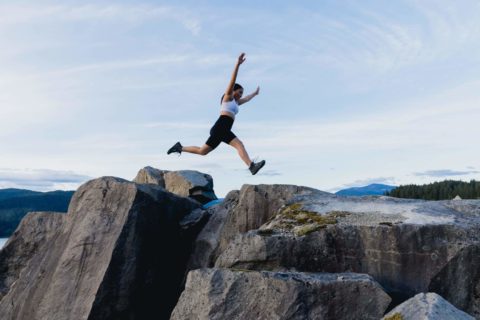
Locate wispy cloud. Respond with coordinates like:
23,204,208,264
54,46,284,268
413,169,480,177
0,4,202,35
0,168,91,191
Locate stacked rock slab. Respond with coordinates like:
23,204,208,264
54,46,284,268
187,184,328,272
382,293,475,320
211,187,480,317
171,269,391,320
181,185,393,319
0,177,201,320
133,166,217,204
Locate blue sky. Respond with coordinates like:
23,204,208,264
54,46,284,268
0,0,479,196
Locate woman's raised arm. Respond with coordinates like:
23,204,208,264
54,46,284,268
223,53,246,101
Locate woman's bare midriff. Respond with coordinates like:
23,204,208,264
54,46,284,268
220,111,235,119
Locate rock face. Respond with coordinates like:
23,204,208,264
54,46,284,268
429,244,480,318
186,184,326,272
171,268,391,320
382,293,475,320
0,177,201,320
191,185,480,318
133,166,167,186
2,170,480,319
133,166,217,204
0,212,65,300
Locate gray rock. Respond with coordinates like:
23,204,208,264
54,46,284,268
216,184,324,259
382,293,475,320
133,166,167,186
0,177,200,320
213,191,480,313
429,244,480,318
133,167,217,204
171,268,391,320
0,212,66,300
187,184,322,271
186,190,239,270
164,170,217,204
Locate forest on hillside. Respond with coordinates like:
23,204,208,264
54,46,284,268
386,180,479,200
0,190,73,237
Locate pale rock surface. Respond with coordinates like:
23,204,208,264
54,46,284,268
210,188,480,313
171,268,391,320
382,293,475,320
133,166,217,204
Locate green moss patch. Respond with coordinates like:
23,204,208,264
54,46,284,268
384,313,404,320
270,204,350,236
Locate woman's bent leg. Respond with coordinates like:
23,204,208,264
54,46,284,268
228,138,252,167
182,144,213,155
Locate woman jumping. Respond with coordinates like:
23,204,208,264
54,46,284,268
167,53,266,175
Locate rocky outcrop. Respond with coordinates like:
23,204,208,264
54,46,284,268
187,184,323,268
0,177,201,320
2,168,480,319
382,293,475,320
186,190,239,271
171,268,391,320
133,166,167,186
0,212,66,300
133,166,217,204
429,244,480,318
208,190,480,316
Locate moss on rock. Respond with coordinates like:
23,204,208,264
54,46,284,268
268,203,351,236
383,313,404,320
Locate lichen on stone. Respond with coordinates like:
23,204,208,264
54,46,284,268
383,312,404,320
265,203,351,236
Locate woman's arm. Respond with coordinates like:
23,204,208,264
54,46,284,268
238,86,260,105
223,53,246,102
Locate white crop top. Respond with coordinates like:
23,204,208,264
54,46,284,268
220,99,239,115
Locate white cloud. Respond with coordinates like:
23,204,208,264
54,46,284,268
414,169,480,177
0,4,202,35
0,168,91,191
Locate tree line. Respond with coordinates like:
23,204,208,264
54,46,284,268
385,180,480,200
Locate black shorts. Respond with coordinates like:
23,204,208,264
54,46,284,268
205,115,237,150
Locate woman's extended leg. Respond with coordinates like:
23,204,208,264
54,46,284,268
228,137,252,166
182,144,213,156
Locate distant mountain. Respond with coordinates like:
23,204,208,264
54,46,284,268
0,188,74,237
0,188,42,201
335,184,397,196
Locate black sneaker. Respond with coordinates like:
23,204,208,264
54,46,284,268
249,160,266,175
167,142,183,155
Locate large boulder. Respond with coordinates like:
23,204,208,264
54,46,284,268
382,293,475,320
212,191,480,313
0,212,65,300
188,184,324,270
0,177,201,320
133,167,217,204
429,244,480,318
171,268,391,320
186,190,239,271
164,170,217,204
133,166,167,186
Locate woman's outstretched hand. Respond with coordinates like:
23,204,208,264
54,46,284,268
237,53,246,65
